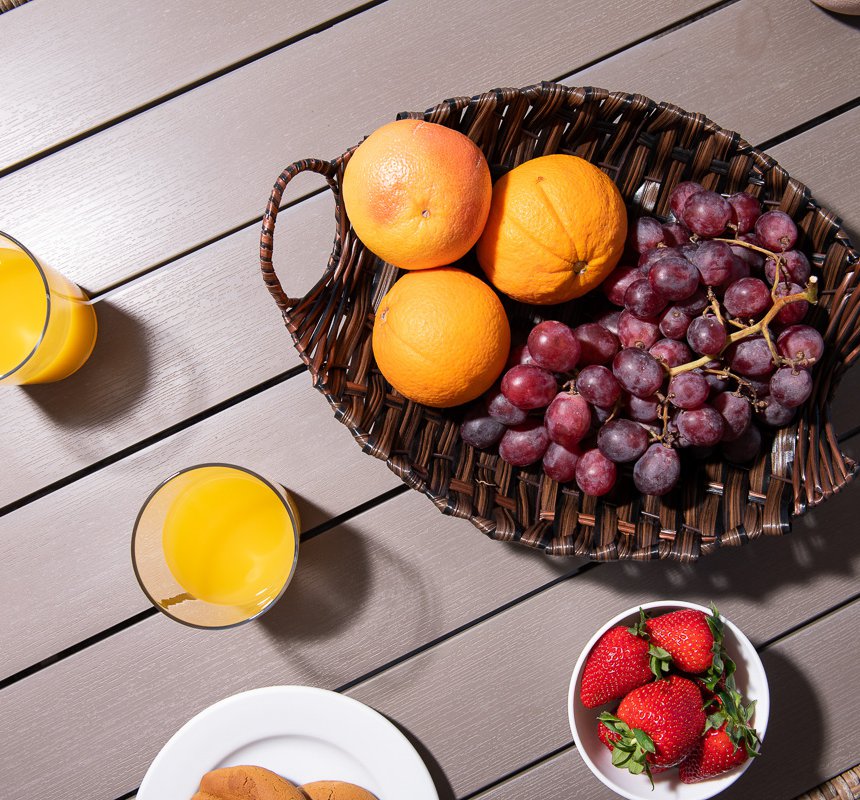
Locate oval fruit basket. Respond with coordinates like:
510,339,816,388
260,82,859,562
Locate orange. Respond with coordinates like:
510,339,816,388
372,268,510,408
342,119,492,270
476,154,627,304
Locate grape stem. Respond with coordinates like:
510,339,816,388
715,235,786,299
668,276,818,376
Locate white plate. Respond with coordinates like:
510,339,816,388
138,686,439,800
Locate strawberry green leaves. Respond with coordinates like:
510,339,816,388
599,712,657,787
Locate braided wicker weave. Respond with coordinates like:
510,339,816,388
261,83,859,562
796,766,860,800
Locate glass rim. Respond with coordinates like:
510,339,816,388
0,230,52,382
130,462,301,631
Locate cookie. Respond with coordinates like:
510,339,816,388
299,781,377,800
194,765,307,800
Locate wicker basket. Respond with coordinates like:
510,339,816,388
260,82,859,562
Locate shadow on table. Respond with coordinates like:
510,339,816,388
385,717,456,800
23,300,152,426
717,649,824,799
582,478,860,605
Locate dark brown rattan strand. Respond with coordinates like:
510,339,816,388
795,765,860,800
0,0,31,12
261,82,859,562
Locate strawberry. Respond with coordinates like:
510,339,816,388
680,677,761,783
679,724,748,782
644,608,715,673
580,626,670,708
598,675,706,784
597,720,668,774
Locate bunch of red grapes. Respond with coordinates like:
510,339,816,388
461,181,822,498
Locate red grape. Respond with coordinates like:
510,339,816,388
501,364,558,409
670,181,705,220
625,394,661,423
668,372,709,409
485,384,528,425
597,419,650,463
764,249,811,286
545,392,591,448
722,424,762,463
576,365,621,409
625,278,668,318
769,367,813,408
499,420,550,466
677,405,725,446
542,441,582,483
460,408,506,449
650,338,693,368
574,322,620,365
528,320,580,373
755,210,798,252
711,391,752,441
776,325,824,368
727,192,762,234
757,397,795,427
691,240,734,286
603,266,644,306
629,217,666,253
727,336,775,377
618,310,660,350
725,254,752,284
639,246,677,274
773,282,809,326
649,256,699,301
658,306,693,340
575,449,617,496
612,348,666,398
723,277,771,318
662,221,692,247
744,377,771,399
687,316,727,356
705,364,730,395
506,343,535,368
682,190,732,237
594,308,622,337
674,289,709,317
633,443,681,495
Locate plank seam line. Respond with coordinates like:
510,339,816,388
0,483,408,689
552,0,738,83
0,0,390,180
460,593,860,799
756,95,860,153
0,364,307,519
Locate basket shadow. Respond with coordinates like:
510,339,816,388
583,477,860,602
22,300,151,426
718,649,824,799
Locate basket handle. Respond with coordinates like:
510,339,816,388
260,158,339,312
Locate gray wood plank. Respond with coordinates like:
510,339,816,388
0,0,364,171
473,601,860,799
349,478,860,796
1,480,858,798
0,489,574,800
572,0,860,150
0,375,401,680
0,0,746,292
0,193,334,507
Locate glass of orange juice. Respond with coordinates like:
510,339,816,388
0,231,98,385
132,464,301,628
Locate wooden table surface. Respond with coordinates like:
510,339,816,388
1,1,859,798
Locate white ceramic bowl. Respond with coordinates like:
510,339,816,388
567,601,769,800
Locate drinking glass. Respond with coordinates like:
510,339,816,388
0,231,98,385
132,464,301,629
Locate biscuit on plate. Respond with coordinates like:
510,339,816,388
300,780,378,800
193,765,307,800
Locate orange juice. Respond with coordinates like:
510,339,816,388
161,466,298,609
0,234,97,384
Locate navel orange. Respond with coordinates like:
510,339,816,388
476,154,627,304
372,268,510,408
342,119,492,270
